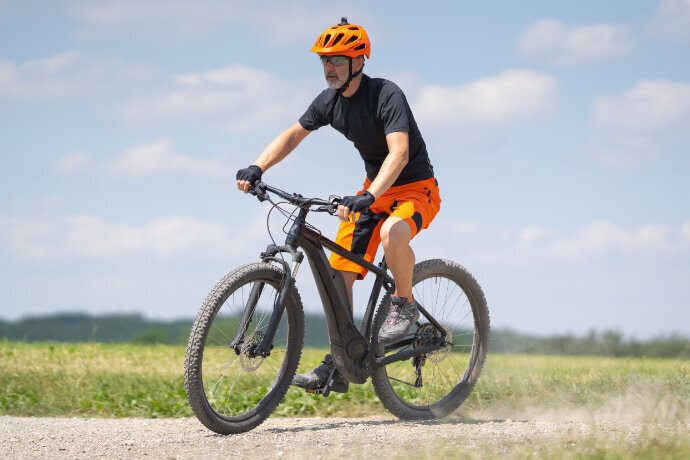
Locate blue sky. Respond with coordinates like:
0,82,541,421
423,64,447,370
1,1,689,338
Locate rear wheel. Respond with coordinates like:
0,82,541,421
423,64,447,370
184,263,304,434
370,259,489,419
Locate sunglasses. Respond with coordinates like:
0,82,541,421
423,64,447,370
320,55,349,67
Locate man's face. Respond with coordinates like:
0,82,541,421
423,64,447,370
321,55,361,90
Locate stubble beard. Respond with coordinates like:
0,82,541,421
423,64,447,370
326,72,344,90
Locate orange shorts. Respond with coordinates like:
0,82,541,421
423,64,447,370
329,177,441,279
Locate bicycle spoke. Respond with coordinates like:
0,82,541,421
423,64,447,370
195,274,294,418
384,270,483,411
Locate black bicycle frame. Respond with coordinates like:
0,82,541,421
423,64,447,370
244,193,447,384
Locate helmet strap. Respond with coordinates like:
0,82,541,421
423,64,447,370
337,57,364,94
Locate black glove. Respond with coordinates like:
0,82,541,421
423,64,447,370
339,191,376,213
236,165,263,186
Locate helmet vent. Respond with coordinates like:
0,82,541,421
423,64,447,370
323,34,332,46
354,44,366,51
344,35,357,45
348,27,359,31
331,33,344,46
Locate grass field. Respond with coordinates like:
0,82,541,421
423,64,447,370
3,342,688,457
1,341,688,423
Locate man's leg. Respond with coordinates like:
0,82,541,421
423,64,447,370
378,216,420,344
379,217,414,299
339,270,359,311
291,270,357,393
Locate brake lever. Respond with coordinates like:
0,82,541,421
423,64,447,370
248,182,268,202
323,195,342,216
316,205,338,215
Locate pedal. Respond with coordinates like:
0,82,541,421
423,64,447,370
304,367,349,397
320,366,339,397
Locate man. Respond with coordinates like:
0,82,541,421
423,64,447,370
236,18,441,393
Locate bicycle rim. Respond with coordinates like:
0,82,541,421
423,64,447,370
200,276,292,418
374,260,488,416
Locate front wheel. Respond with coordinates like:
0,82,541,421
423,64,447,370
370,259,490,419
184,263,304,434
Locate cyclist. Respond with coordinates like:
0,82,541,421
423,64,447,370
236,18,441,393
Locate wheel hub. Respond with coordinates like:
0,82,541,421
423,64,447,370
414,324,452,363
240,331,265,372
428,326,452,363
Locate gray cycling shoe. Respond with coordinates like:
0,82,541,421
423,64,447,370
292,354,349,393
378,296,420,344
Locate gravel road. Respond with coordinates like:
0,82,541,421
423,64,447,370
2,415,686,459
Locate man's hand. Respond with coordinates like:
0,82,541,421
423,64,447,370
236,165,263,193
338,191,375,221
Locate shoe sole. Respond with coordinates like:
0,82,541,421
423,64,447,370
297,379,349,394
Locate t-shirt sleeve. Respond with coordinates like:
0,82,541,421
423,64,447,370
298,91,330,131
379,84,411,135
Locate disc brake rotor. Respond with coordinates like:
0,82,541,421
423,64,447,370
239,331,265,372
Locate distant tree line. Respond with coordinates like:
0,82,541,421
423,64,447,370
489,328,689,359
0,313,687,358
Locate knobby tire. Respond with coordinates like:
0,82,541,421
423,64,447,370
370,259,490,419
184,263,304,434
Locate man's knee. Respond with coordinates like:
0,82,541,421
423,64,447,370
380,217,412,248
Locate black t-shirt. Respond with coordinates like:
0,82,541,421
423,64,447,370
299,74,434,186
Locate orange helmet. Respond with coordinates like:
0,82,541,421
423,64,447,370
311,17,370,59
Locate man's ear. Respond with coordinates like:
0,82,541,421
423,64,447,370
356,56,365,71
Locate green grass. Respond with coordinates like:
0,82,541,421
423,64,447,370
1,341,688,421
469,354,689,422
0,341,188,418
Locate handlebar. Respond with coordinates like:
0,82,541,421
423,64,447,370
249,181,341,215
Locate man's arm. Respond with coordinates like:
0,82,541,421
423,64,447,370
337,131,409,221
366,131,409,199
237,122,311,193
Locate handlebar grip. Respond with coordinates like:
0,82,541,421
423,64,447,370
248,181,268,201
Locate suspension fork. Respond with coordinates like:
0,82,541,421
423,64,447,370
228,243,304,357
252,266,294,357
251,210,306,357
229,281,265,353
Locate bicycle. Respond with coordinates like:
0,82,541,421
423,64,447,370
184,181,490,434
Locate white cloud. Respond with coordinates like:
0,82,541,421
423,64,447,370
520,226,550,244
107,139,233,177
69,0,372,44
0,52,304,130
55,139,235,178
422,218,690,266
54,151,91,174
681,222,690,242
0,213,241,260
649,0,690,43
120,65,308,131
0,51,82,101
7,214,669,267
594,80,690,132
0,51,159,103
64,215,228,257
546,221,678,261
518,19,633,65
413,70,557,128
583,79,690,168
